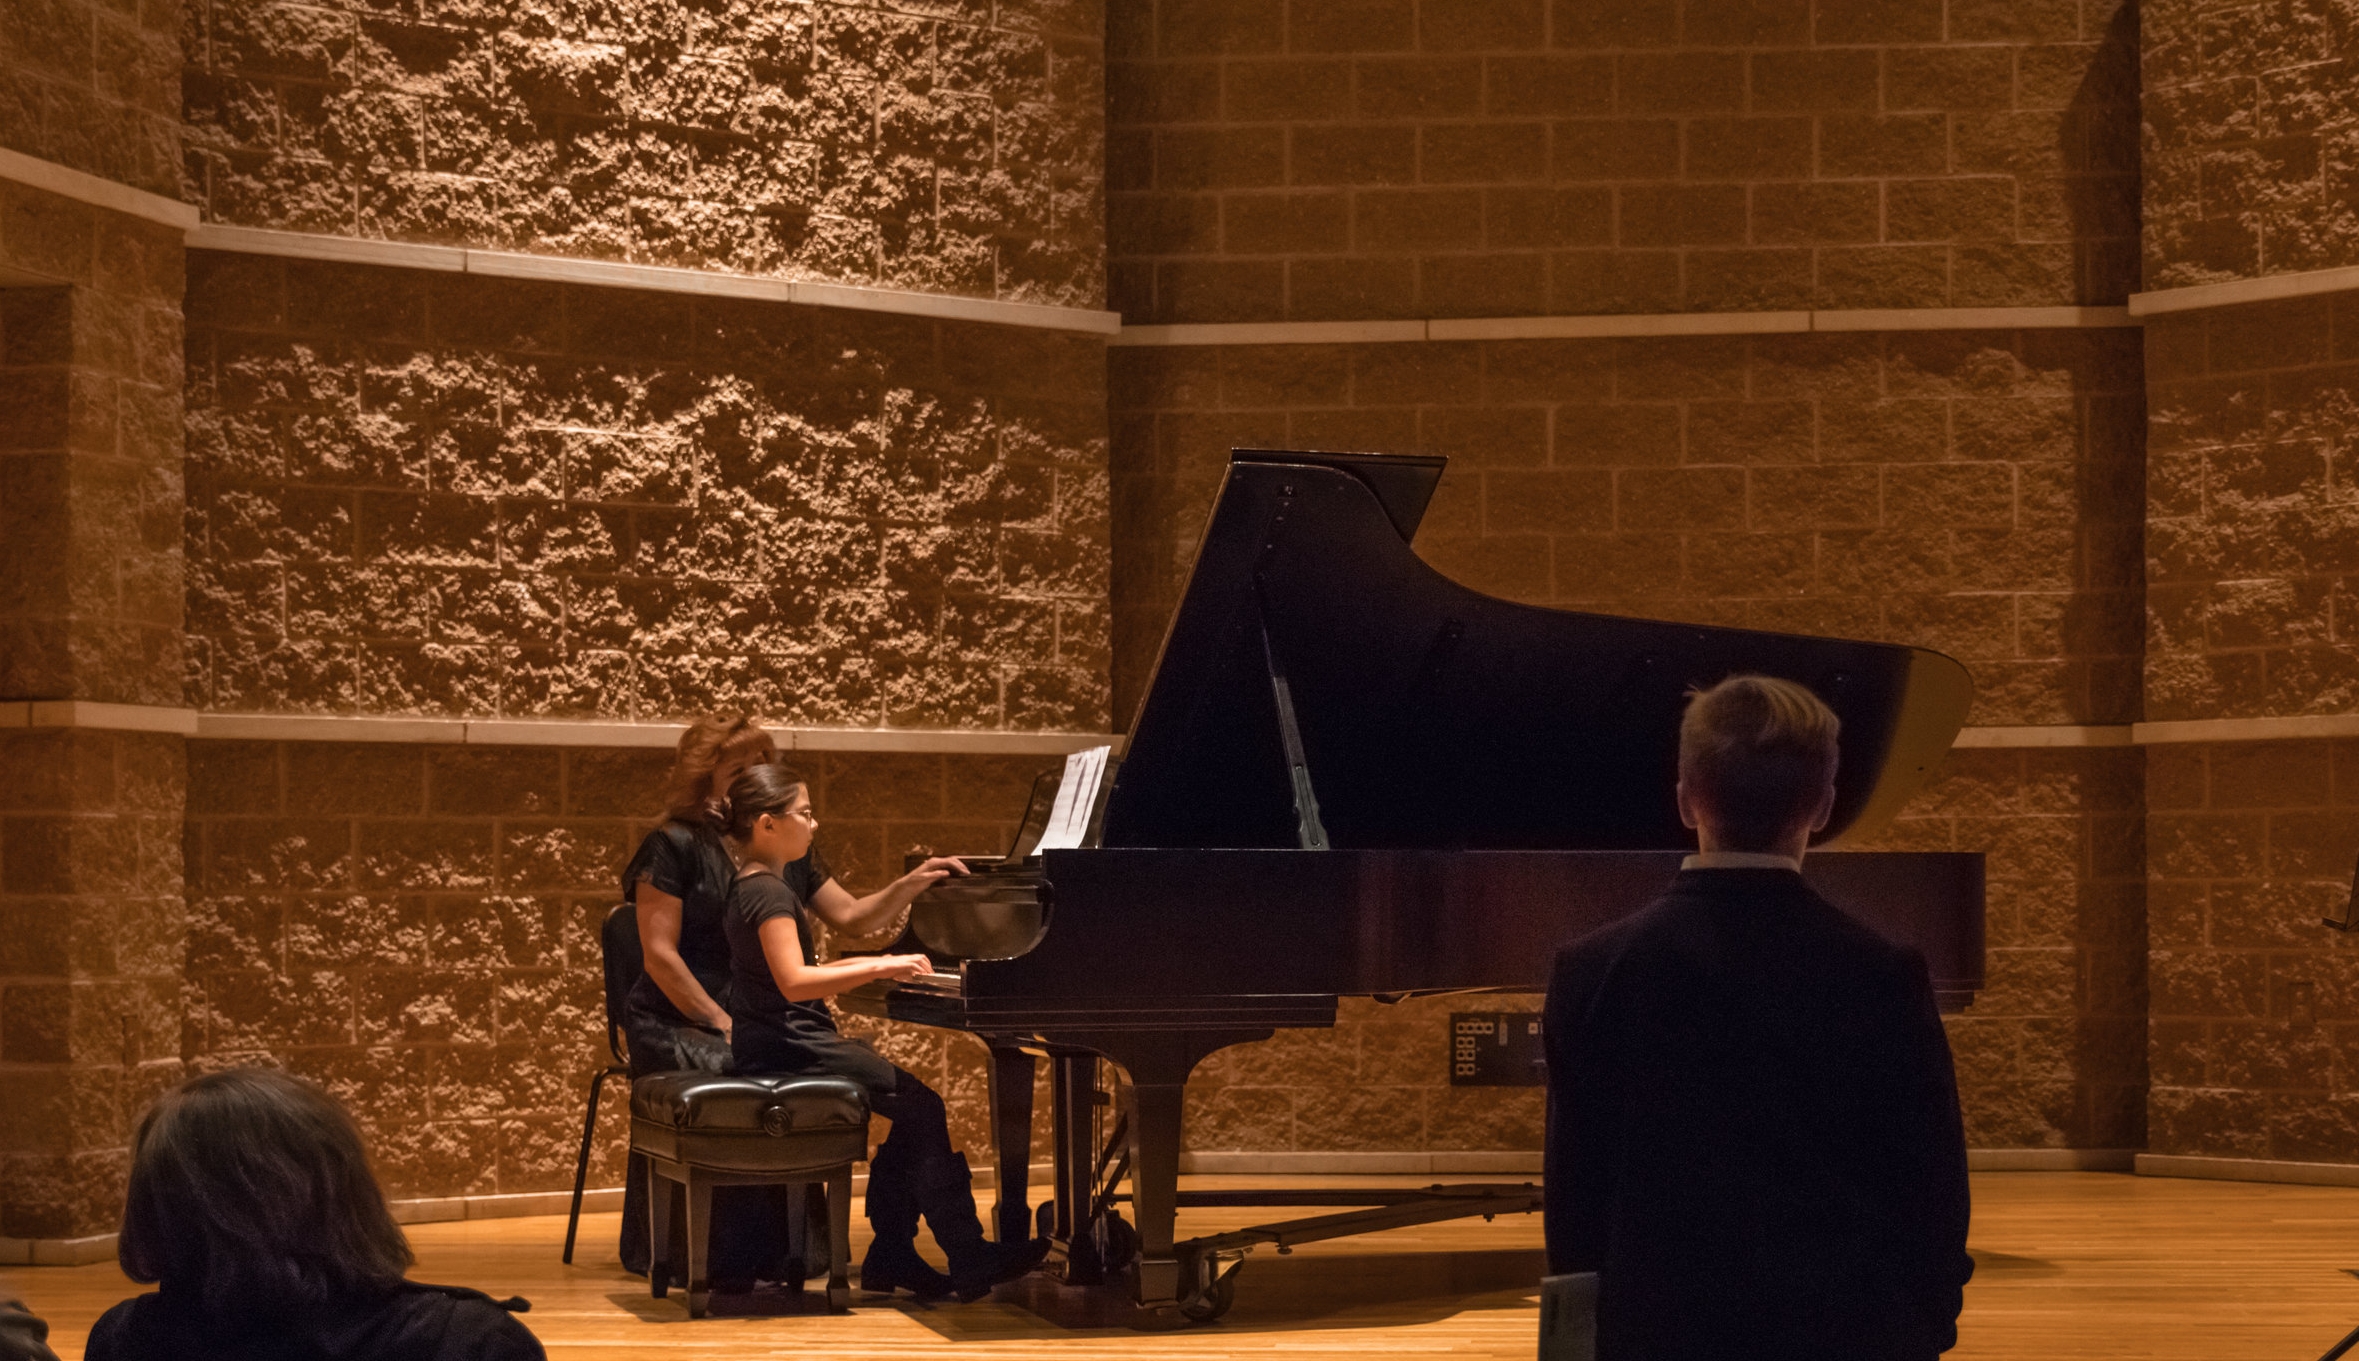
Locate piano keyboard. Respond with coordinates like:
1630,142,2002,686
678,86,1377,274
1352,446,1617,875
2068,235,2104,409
894,969,966,997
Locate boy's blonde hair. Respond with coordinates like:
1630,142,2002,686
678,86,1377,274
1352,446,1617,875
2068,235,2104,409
1677,675,1841,851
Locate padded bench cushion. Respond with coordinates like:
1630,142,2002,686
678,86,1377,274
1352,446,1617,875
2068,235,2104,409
630,1073,867,1135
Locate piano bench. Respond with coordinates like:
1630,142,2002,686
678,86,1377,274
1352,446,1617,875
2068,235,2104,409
628,1072,869,1317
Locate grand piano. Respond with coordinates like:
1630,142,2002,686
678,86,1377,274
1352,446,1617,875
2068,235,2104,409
841,448,1985,1325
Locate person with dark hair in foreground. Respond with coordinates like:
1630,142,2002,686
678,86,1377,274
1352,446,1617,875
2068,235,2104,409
1543,675,1973,1360
715,763,1052,1302
86,1068,543,1361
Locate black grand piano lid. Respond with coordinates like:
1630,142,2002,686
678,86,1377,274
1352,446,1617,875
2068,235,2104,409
1100,449,1975,853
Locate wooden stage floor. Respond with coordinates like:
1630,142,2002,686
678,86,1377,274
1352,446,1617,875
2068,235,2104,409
10,1172,2359,1359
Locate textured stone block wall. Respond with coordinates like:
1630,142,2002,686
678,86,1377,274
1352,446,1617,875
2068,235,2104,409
182,0,1107,305
182,251,1110,729
2,183,189,709
182,740,1051,1199
2144,298,2359,721
0,729,188,1241
1871,746,2146,1148
2147,739,2359,1158
2142,0,2359,287
1110,328,2146,1150
0,0,182,197
1107,0,2140,322
1110,330,2145,729
2140,271,2359,1161
0,183,191,1243
1187,994,1544,1155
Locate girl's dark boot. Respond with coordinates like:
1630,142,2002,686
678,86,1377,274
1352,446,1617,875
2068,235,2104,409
859,1150,952,1300
914,1153,1052,1302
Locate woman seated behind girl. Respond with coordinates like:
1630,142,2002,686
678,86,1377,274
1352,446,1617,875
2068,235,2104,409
619,715,974,1281
715,763,1052,1302
87,1068,542,1361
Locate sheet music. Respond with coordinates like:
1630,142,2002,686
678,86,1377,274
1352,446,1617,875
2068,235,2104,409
1034,745,1111,851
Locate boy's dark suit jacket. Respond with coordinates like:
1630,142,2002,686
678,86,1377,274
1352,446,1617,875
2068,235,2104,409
1543,866,1974,1361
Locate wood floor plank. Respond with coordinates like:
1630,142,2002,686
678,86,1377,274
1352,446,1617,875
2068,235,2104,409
8,1173,2359,1359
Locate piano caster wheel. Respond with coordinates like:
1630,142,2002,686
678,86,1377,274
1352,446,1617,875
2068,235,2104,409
1036,1200,1056,1240
1179,1273,1236,1323
1090,1211,1139,1276
826,1282,850,1313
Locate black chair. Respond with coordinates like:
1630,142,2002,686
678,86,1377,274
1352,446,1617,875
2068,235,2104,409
562,903,640,1264
634,1072,867,1317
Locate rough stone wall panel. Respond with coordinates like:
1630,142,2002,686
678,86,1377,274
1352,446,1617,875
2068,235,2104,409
0,0,183,197
2,185,189,708
2143,296,2359,722
1187,994,1546,1155
182,0,1107,307
183,741,1054,1198
0,729,188,1240
2142,0,2359,288
2146,738,2359,1159
1109,0,2141,322
1865,745,2147,1149
1110,328,2145,731
183,252,1111,728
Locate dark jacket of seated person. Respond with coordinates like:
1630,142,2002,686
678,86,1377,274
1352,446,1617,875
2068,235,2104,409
0,1295,59,1361
86,1067,544,1361
1543,676,1972,1361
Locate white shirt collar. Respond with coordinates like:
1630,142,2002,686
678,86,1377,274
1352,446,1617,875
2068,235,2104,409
1681,851,1803,873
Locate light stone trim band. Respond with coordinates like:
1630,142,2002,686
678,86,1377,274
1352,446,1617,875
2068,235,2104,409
15,706,2353,751
2134,1154,2359,1188
0,1232,117,1268
1968,1149,2136,1172
4,703,1111,753
2131,714,2359,744
1951,725,2135,749
0,700,200,734
1179,1151,1545,1175
1179,1150,2136,1175
189,712,1118,755
1112,306,2138,348
2129,263,2359,317
0,146,200,233
185,223,1124,335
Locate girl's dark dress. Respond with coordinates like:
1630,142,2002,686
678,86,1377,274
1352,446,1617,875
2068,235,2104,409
617,822,830,1279
723,868,957,1185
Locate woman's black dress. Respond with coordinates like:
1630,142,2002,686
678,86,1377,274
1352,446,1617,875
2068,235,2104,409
616,822,832,1279
618,821,746,1075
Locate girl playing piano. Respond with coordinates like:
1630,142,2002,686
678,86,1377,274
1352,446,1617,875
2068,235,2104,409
715,763,1050,1301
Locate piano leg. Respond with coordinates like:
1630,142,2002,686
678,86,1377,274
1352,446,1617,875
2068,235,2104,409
984,1042,1037,1246
1050,1050,1103,1284
1067,1029,1272,1315
1125,1073,1186,1307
